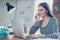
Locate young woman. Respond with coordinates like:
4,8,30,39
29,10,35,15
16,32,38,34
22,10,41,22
29,2,59,39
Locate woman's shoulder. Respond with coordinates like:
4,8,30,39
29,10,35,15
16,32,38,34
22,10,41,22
51,16,58,23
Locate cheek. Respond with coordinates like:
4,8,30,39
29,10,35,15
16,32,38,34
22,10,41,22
41,11,47,16
43,10,46,13
40,11,45,14
43,10,47,14
43,12,47,16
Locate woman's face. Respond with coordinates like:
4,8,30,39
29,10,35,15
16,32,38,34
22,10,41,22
38,6,48,17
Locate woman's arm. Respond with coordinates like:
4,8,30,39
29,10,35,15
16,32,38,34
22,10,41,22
29,13,41,34
29,23,40,34
45,18,59,39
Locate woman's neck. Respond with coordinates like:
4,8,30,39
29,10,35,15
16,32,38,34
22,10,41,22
43,15,50,20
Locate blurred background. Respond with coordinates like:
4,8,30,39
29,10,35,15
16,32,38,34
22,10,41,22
0,0,60,39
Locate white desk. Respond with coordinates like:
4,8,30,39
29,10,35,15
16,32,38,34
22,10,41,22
28,38,59,40
1,37,59,40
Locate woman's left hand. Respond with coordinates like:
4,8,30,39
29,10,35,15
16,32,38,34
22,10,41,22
27,34,45,38
37,34,45,38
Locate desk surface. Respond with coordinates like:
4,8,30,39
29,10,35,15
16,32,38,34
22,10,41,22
28,38,59,40
0,37,25,40
0,37,59,40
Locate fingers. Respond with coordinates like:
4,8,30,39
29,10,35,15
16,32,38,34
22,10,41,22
26,34,34,38
35,13,40,18
38,34,45,38
26,34,45,39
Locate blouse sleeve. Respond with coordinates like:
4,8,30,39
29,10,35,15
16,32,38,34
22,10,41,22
29,21,41,34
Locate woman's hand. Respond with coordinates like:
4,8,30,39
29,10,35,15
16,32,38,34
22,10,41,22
26,34,45,39
32,34,45,38
33,13,40,26
37,34,45,38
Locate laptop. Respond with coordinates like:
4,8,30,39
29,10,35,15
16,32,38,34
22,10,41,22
11,19,41,39
11,19,26,38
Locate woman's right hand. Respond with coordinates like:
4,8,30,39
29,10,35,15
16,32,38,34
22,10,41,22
33,13,40,25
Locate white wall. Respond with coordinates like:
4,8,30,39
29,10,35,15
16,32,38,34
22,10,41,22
16,0,34,27
0,0,34,27
0,0,16,26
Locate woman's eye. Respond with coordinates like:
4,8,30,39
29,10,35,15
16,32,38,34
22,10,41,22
40,9,43,11
38,9,43,11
